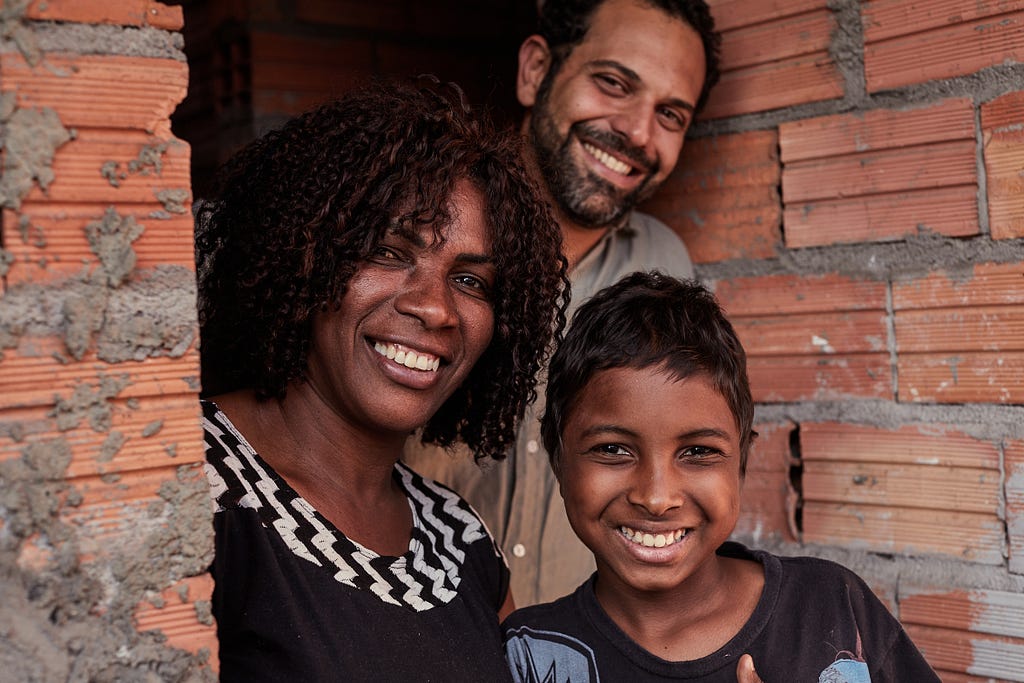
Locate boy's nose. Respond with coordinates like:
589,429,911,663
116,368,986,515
626,459,683,516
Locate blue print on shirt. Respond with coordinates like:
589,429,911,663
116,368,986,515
505,626,601,683
819,657,871,683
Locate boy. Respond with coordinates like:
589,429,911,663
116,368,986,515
502,272,939,682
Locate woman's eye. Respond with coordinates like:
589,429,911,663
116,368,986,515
373,246,401,260
453,274,492,298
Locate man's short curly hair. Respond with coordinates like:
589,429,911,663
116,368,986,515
538,0,721,114
195,78,569,462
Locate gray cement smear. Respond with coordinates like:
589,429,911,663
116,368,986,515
85,208,145,288
0,0,42,66
0,106,73,210
103,142,170,188
155,189,191,215
754,401,1024,442
697,231,1024,282
0,263,197,365
0,438,214,682
31,23,186,61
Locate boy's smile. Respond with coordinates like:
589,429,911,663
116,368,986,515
557,365,742,601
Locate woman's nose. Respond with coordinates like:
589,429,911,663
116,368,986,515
393,270,458,329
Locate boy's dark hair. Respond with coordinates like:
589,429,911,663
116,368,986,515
541,271,755,474
196,77,569,462
538,0,721,114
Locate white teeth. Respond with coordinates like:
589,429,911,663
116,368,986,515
620,526,686,548
583,142,632,175
373,342,441,372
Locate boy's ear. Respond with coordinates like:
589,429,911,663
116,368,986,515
517,35,552,108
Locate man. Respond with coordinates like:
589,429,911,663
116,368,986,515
406,0,721,606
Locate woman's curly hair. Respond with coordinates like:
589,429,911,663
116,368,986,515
195,78,569,461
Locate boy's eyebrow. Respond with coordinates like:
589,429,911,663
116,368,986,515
579,425,733,441
588,59,696,113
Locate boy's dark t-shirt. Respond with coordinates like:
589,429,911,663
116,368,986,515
503,542,939,682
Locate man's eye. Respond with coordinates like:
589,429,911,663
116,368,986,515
595,74,627,94
657,107,686,131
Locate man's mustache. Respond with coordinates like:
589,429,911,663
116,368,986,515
570,123,659,176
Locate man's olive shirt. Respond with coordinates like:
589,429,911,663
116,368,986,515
404,211,694,606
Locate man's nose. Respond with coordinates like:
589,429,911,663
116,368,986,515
609,103,656,150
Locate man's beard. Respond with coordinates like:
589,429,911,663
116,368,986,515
528,75,661,230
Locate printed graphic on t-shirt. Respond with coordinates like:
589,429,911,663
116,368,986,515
505,626,601,683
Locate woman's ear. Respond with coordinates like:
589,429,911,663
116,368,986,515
516,35,553,108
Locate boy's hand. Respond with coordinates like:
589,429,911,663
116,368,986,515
736,654,763,683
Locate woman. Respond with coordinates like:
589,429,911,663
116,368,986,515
195,79,568,680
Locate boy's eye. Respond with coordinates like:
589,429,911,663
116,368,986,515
588,443,631,459
680,445,722,463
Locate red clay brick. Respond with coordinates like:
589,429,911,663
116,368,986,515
0,396,203,479
803,461,998,513
783,140,977,204
24,0,183,30
703,52,843,119
802,502,1004,563
1007,440,1024,573
713,273,888,316
735,421,797,544
643,130,782,263
2,204,195,286
982,91,1024,240
708,0,827,32
1,54,188,136
784,186,979,247
134,574,217,671
892,262,1024,310
905,623,1024,681
779,99,975,163
901,587,1024,639
0,341,200,411
862,0,1024,43
733,311,888,356
896,306,1024,353
719,9,833,71
898,352,1024,404
16,130,190,204
800,422,1001,469
748,354,892,402
864,9,1024,92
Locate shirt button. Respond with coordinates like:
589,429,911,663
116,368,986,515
512,543,526,558
526,440,539,454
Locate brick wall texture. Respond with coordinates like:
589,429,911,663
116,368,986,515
0,0,215,678
2,0,1022,680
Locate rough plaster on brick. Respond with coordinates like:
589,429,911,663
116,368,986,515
753,401,1024,442
826,0,868,107
0,106,73,211
30,23,185,61
696,232,1024,282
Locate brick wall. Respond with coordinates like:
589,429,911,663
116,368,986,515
0,0,215,677
642,1,1024,680
4,0,1022,680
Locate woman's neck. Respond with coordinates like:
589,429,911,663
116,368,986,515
211,387,414,556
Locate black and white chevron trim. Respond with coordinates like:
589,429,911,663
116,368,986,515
202,401,488,613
